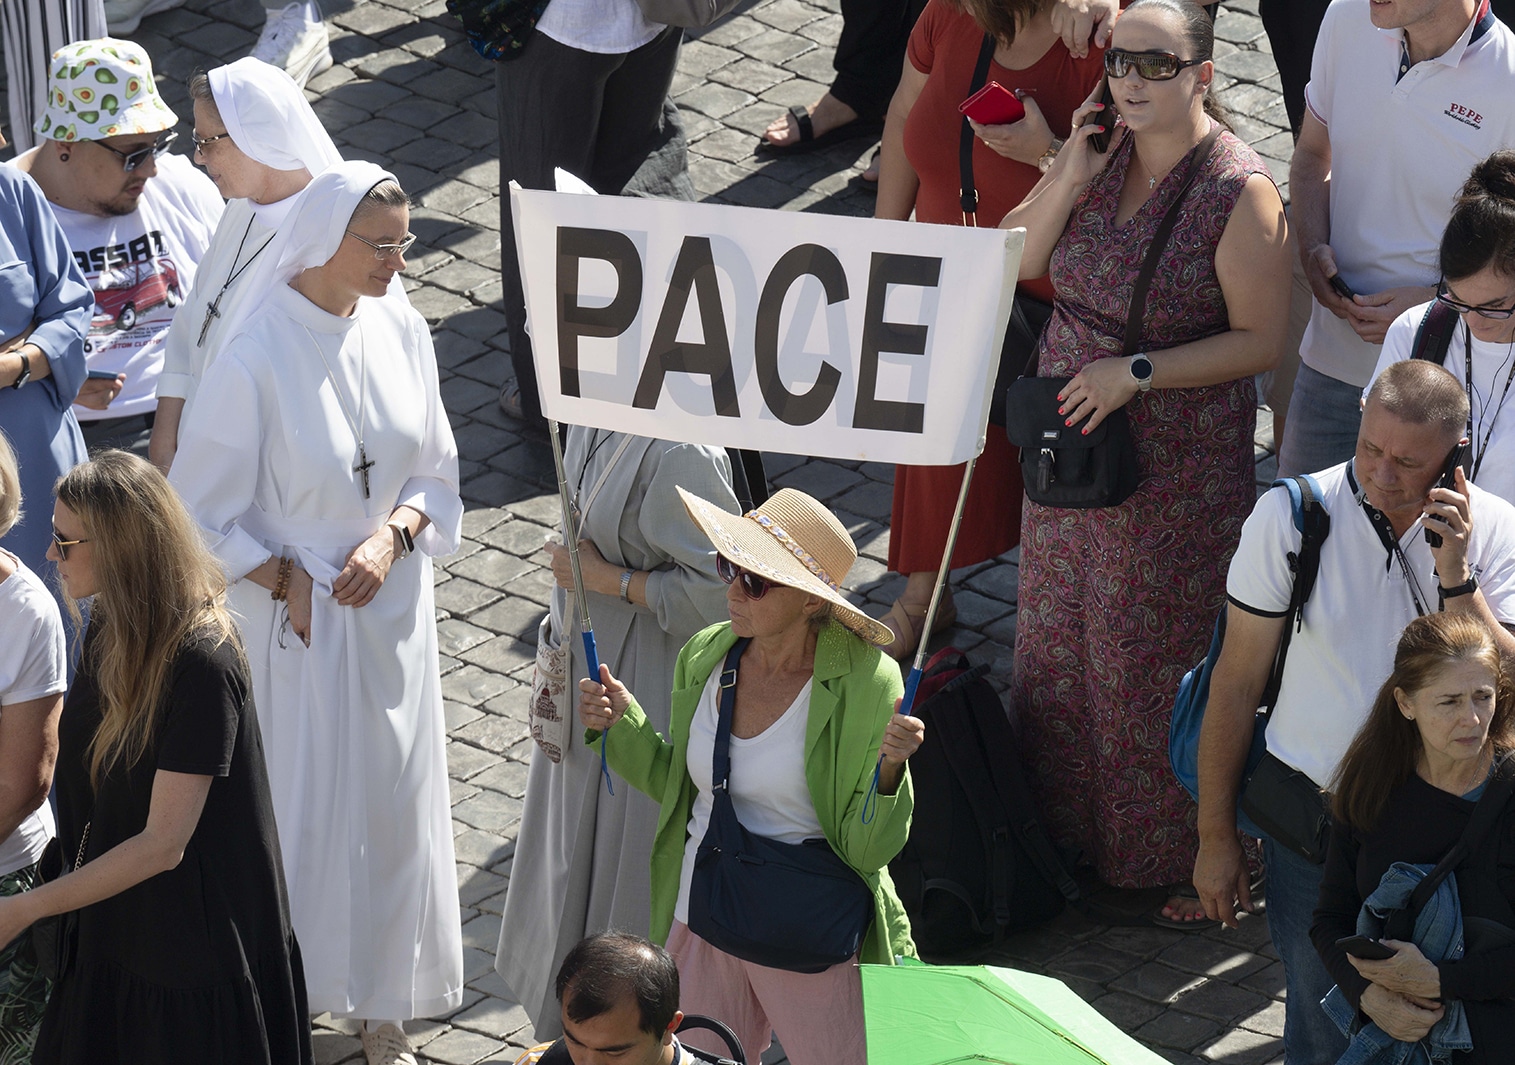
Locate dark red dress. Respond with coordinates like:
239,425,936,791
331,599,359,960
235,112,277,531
888,1,1104,573
1013,127,1268,888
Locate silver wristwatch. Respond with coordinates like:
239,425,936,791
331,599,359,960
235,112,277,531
1129,353,1154,392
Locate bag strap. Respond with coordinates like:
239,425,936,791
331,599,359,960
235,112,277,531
575,433,635,540
1257,475,1331,718
710,638,751,790
958,34,997,225
1121,125,1224,357
1410,298,1460,367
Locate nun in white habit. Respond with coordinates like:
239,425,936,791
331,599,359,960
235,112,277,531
150,55,341,471
170,162,463,1062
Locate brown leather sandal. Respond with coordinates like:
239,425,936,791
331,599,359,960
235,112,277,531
879,596,958,662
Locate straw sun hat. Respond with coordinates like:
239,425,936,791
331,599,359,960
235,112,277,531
678,486,892,646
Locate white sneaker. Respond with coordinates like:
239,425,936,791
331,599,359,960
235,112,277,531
102,0,184,34
252,1,333,89
360,1022,418,1065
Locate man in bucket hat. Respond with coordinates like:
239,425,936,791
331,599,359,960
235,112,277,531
12,38,222,457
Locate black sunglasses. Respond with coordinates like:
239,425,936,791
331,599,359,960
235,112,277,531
1104,48,1206,81
95,130,178,172
716,555,772,600
1436,279,1515,320
52,528,90,560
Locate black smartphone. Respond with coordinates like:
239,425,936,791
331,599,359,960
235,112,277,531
1328,273,1356,300
1425,440,1470,548
1086,82,1116,153
1335,935,1396,961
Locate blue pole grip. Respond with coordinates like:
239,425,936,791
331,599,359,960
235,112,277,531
582,629,614,797
899,666,923,718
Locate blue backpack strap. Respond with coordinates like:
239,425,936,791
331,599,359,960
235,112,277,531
1259,475,1331,715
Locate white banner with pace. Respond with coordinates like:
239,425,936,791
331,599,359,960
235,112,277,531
511,186,1025,466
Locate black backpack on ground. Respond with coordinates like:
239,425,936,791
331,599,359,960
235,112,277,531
888,648,1081,955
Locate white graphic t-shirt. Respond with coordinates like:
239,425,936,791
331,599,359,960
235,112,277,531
50,153,223,421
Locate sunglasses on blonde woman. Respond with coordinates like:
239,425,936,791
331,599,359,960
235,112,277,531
716,555,772,600
52,529,90,560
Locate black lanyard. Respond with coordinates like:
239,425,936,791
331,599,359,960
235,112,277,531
1462,320,1515,484
1347,462,1431,617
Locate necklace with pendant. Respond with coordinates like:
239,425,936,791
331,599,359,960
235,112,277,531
198,215,275,347
302,319,373,499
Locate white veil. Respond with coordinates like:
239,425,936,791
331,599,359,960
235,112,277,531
207,57,341,174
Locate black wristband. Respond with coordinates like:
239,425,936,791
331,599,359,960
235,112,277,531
1439,572,1478,606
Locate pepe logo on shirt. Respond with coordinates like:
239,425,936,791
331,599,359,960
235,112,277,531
1444,101,1485,129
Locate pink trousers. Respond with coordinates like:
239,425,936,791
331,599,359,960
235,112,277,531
665,921,866,1065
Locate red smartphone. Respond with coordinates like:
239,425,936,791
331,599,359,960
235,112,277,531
959,81,1025,126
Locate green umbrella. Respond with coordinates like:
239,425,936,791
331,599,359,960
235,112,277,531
861,962,1171,1065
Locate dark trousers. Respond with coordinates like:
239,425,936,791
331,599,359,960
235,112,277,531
1258,0,1331,136
830,0,927,119
494,26,693,429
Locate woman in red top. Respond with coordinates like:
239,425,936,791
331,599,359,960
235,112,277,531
874,0,1105,659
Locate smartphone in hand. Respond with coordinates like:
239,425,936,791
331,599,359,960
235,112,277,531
1425,440,1470,548
1335,935,1396,961
960,82,1025,126
86,368,121,380
1085,81,1116,153
1328,273,1356,301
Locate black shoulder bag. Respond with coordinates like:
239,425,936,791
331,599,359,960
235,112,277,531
961,33,1057,428
1004,126,1222,509
686,639,875,973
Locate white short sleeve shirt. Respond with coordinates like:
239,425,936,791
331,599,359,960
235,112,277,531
1299,0,1515,388
0,557,63,875
1227,462,1515,788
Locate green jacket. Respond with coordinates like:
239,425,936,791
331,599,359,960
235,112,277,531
589,620,918,966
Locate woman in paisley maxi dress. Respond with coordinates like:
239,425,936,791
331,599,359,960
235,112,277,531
999,0,1290,924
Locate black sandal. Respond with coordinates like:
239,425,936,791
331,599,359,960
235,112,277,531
757,104,882,155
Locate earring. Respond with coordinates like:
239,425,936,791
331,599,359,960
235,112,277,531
58,152,69,162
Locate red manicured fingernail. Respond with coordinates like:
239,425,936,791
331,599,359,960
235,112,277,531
1065,419,1073,427
1097,125,1107,133
1082,427,1089,435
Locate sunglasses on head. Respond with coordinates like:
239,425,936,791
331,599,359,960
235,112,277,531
1103,48,1206,81
95,130,178,172
1436,279,1515,320
52,528,89,560
716,555,773,600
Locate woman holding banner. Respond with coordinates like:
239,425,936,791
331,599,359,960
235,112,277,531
1000,0,1288,925
577,487,923,1065
495,428,738,1038
874,0,1105,660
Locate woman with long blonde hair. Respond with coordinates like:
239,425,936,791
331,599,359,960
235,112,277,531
0,450,312,1064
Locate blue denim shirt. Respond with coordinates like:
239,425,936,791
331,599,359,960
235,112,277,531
1323,862,1471,1065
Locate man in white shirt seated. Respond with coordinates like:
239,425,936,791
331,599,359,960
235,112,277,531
515,933,713,1065
11,37,222,457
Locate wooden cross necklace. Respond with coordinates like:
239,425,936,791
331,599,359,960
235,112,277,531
198,215,276,347
303,320,374,498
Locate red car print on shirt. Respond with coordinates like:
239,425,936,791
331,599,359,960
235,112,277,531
88,256,182,335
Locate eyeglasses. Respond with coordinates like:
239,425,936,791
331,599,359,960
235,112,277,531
716,555,773,600
51,529,90,560
94,130,177,172
1436,280,1515,320
1103,48,1206,81
190,131,231,155
345,230,417,261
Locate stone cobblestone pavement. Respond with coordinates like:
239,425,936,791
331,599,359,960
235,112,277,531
1,1,1294,1060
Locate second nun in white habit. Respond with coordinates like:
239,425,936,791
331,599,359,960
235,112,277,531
170,162,463,1062
151,55,341,471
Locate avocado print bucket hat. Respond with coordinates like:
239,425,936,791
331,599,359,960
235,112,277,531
35,38,178,143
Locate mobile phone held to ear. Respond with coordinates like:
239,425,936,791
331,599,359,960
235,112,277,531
1335,935,1397,961
1425,439,1470,548
959,82,1025,126
1328,273,1356,301
1084,82,1116,153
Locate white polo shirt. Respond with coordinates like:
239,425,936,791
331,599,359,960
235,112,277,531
1365,301,1515,505
1227,461,1515,788
1299,0,1515,389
